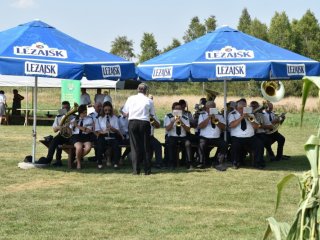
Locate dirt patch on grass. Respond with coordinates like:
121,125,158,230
4,176,74,193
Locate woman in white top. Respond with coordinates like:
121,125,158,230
0,90,7,125
70,104,94,169
95,101,122,169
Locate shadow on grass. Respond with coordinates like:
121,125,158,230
38,154,310,175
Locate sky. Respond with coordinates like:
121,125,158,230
1,0,319,58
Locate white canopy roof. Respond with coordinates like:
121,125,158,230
0,75,129,89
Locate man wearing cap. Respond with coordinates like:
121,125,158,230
122,83,156,175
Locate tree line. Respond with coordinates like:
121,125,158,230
110,9,320,97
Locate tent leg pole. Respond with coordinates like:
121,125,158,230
32,76,38,163
224,79,227,142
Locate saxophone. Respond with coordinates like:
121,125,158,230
59,103,78,138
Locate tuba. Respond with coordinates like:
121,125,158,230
266,112,286,135
261,81,285,103
59,103,79,138
205,89,219,101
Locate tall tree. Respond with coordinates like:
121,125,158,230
110,36,135,61
162,38,181,53
268,11,295,51
183,16,206,43
291,10,320,61
249,18,268,41
204,15,217,32
238,8,251,33
138,33,159,63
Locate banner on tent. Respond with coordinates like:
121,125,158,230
61,80,80,105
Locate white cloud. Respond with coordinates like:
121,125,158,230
11,0,36,8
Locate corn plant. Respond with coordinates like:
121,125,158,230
263,76,320,240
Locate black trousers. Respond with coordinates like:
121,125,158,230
256,133,273,160
230,136,264,167
128,120,151,174
267,131,285,160
167,136,192,168
96,135,121,165
46,134,70,162
198,137,228,165
150,135,162,166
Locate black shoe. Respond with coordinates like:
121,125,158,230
270,156,279,162
52,161,63,167
144,170,151,175
232,163,239,169
282,155,291,160
196,163,205,169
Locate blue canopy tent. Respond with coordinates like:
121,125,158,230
0,20,136,164
137,26,320,138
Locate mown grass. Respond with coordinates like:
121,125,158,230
0,111,319,239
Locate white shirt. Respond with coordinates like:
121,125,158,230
94,94,106,105
52,114,75,129
228,110,254,138
255,112,267,134
164,113,190,137
70,116,94,135
198,112,225,138
80,93,91,105
103,95,112,104
95,115,120,133
122,93,155,121
118,115,129,139
0,94,6,104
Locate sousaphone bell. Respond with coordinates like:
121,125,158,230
261,81,285,103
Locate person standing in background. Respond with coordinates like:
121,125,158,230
0,90,7,125
80,88,91,106
12,89,24,115
122,83,155,175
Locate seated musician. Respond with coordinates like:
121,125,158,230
118,106,130,165
250,101,273,164
150,114,163,168
95,101,122,169
197,101,228,168
228,99,264,169
87,102,102,162
70,104,94,169
164,102,192,170
264,102,286,161
45,101,73,166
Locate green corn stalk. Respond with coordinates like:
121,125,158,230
263,76,320,240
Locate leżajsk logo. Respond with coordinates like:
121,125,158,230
101,65,121,78
25,61,58,77
216,64,246,77
206,46,254,60
14,42,67,59
287,64,306,76
152,66,173,79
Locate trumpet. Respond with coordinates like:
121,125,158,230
150,116,155,125
211,116,219,125
175,116,182,127
246,114,256,123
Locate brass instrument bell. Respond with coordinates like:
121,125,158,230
261,81,285,103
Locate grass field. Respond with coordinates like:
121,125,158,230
0,110,319,239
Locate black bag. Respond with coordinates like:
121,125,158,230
23,155,32,163
43,135,53,142
36,157,50,164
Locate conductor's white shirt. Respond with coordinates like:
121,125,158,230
122,93,155,121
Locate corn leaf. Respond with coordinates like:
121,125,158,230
263,217,290,240
304,135,320,178
276,174,298,212
301,76,320,127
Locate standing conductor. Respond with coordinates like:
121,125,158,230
122,83,155,175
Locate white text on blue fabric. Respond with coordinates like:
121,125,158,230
216,64,246,77
152,66,173,79
25,61,58,77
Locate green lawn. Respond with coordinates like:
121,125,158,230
0,112,318,240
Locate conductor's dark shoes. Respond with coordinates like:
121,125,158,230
52,161,63,167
